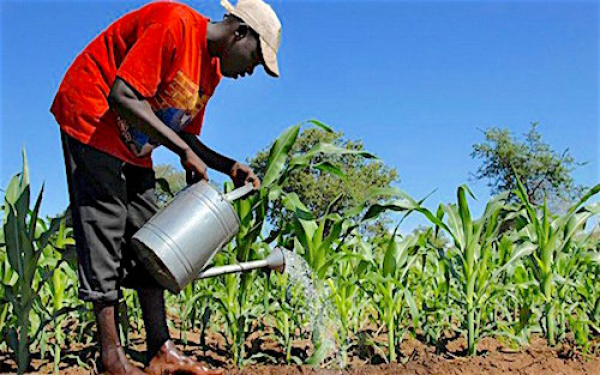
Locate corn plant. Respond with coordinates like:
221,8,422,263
415,187,536,355
552,226,599,343
38,254,77,370
262,271,306,364
33,214,80,373
212,178,275,365
1,152,65,374
410,228,455,352
575,231,600,350
0,236,18,351
362,232,421,363
489,235,538,347
572,253,600,352
175,281,212,346
513,179,600,345
326,239,372,366
208,242,269,365
278,187,418,365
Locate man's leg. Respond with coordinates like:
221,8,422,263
118,163,170,360
60,132,145,374
137,287,170,360
95,303,145,374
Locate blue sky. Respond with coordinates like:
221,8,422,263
1,0,598,231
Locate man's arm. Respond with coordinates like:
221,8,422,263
178,132,236,174
179,132,261,189
108,77,209,181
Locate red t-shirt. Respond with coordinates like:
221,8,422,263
51,1,222,168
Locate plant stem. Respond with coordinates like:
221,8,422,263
546,303,556,346
388,319,395,363
542,276,555,346
467,307,475,356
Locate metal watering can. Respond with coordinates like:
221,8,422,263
131,181,286,293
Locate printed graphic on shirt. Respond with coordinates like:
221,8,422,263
117,71,211,158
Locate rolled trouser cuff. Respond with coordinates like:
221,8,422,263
78,288,121,304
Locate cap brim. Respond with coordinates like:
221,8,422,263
260,38,279,77
220,0,235,13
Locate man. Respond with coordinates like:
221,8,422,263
50,0,282,373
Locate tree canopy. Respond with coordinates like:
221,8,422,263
471,122,586,212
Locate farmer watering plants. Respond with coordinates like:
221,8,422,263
50,0,281,373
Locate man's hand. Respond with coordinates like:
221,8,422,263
229,162,261,189
181,148,209,184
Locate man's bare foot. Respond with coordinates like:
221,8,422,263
101,346,146,375
145,340,222,375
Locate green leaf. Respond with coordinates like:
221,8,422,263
442,204,464,248
362,199,414,221
28,186,44,245
488,242,535,286
37,215,63,252
457,185,473,241
560,212,592,250
405,289,420,327
282,193,315,221
3,175,21,211
364,186,421,202
262,124,301,187
5,204,26,277
382,231,398,277
566,183,600,217
313,161,346,179
585,201,600,215
289,142,377,167
585,252,600,265
307,119,334,133
324,194,344,217
21,148,30,192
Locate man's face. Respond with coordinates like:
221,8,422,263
220,24,262,79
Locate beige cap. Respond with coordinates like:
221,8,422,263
221,0,281,77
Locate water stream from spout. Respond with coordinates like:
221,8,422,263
280,249,344,371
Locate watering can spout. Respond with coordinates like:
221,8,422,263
197,247,286,279
265,247,286,273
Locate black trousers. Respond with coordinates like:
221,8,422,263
61,131,162,303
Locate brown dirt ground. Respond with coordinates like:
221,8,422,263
1,329,599,375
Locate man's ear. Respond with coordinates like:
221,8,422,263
234,24,249,40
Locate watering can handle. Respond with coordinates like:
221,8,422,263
223,183,255,202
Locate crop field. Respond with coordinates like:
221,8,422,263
1,123,600,374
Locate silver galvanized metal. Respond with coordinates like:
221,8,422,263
132,181,253,293
197,247,286,279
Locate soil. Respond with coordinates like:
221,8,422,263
1,329,599,374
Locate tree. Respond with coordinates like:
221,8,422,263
249,127,399,237
471,122,586,213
